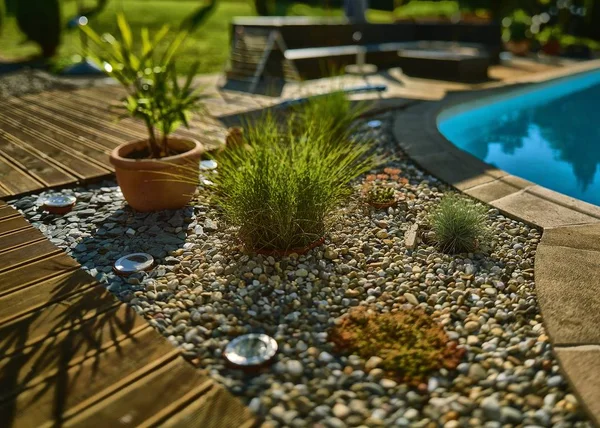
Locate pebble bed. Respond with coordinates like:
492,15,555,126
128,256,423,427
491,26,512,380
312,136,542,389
10,113,591,427
0,69,104,98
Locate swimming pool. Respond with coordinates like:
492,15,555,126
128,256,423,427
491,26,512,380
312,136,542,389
438,69,600,207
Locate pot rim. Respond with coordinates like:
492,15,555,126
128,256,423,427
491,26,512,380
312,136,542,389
109,137,204,169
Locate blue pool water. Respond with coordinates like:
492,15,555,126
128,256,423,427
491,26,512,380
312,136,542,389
438,69,600,207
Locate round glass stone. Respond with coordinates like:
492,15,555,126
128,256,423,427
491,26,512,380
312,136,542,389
113,253,154,275
223,334,278,367
367,120,382,129
41,195,76,214
200,159,218,170
42,195,76,208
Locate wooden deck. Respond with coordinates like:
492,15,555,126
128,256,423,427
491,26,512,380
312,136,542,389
0,199,256,428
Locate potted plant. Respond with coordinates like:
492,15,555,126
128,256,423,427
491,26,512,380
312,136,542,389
505,20,531,56
82,15,205,211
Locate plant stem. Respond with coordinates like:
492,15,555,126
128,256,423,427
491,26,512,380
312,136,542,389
146,121,160,158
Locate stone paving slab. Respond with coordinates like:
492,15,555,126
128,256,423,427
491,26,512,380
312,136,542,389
555,346,600,427
535,244,600,345
492,189,600,229
463,176,534,203
541,223,600,253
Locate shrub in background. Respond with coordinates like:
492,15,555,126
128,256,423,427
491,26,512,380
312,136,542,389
15,0,61,58
214,114,377,252
330,307,464,383
294,90,371,143
429,193,490,254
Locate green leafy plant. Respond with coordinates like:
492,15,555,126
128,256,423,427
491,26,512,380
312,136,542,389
429,194,490,254
82,14,204,158
330,307,464,383
294,90,371,143
15,0,61,58
214,114,377,252
365,185,396,205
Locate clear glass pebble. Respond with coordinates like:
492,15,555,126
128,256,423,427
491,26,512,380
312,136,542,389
367,120,382,129
223,334,278,367
42,195,76,208
113,253,154,275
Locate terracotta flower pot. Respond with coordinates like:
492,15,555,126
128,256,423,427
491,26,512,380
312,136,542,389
505,40,531,57
109,138,204,212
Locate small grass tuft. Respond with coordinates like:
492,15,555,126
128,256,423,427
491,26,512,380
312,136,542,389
330,307,464,383
213,113,377,252
429,194,490,254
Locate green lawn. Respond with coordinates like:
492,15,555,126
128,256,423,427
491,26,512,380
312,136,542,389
0,0,460,75
0,0,257,74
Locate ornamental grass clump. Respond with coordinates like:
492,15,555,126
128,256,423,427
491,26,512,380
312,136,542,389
294,90,371,142
429,194,490,254
214,114,377,252
330,307,464,383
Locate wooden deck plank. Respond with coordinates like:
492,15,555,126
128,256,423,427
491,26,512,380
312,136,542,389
0,327,180,428
0,285,119,357
48,90,224,147
0,253,80,297
65,358,214,428
0,134,77,188
0,113,111,177
0,306,149,401
6,98,141,149
1,104,113,155
0,227,45,255
160,383,256,428
75,85,126,102
16,97,145,143
0,215,31,236
1,104,123,153
0,206,20,221
0,154,43,195
39,94,152,136
36,90,136,123
0,240,60,275
0,269,98,325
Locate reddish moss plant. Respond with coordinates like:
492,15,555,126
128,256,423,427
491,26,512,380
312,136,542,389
330,307,465,384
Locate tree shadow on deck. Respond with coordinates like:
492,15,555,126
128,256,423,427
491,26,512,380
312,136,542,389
0,262,139,427
0,195,194,426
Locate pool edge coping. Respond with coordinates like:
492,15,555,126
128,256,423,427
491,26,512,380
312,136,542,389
392,60,600,426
